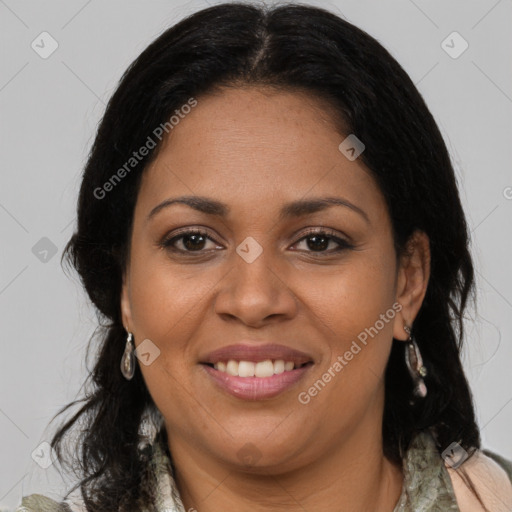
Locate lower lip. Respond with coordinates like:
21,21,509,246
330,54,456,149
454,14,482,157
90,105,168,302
201,363,313,400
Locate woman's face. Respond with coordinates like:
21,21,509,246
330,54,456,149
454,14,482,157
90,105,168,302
121,86,427,473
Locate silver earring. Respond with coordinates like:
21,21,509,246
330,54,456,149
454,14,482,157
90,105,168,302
403,325,427,399
121,332,136,380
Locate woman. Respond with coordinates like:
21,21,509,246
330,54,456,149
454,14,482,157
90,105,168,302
16,2,512,511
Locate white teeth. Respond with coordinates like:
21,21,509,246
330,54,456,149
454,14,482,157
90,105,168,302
238,361,255,377
273,359,284,374
213,359,301,377
254,360,274,378
226,360,238,376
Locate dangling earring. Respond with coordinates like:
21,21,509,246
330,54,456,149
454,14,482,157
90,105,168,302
403,324,427,400
121,332,136,380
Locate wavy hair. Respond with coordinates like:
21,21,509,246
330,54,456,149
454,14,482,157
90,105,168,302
50,2,481,510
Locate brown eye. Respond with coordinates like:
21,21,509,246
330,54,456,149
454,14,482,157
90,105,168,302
294,229,354,254
161,229,222,253
180,232,207,251
304,233,330,251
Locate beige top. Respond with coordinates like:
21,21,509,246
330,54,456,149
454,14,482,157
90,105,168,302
448,449,512,511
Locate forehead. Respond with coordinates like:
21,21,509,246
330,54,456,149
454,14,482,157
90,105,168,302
137,86,385,222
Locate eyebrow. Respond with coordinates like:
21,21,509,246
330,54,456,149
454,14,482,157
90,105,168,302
147,195,370,224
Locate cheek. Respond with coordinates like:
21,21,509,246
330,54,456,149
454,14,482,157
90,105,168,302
127,254,201,424
306,247,398,399
126,253,201,399
312,249,397,337
128,251,213,341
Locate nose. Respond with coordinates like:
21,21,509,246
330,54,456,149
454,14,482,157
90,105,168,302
213,247,298,328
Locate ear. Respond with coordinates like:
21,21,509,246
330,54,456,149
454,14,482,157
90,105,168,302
120,271,134,334
392,230,431,341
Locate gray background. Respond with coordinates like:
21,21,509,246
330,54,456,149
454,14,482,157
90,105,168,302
1,0,511,509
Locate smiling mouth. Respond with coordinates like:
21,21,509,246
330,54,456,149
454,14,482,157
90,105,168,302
202,360,313,378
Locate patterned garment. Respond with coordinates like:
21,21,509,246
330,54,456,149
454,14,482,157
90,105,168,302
14,429,512,512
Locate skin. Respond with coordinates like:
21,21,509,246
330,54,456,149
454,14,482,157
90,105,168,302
121,86,430,512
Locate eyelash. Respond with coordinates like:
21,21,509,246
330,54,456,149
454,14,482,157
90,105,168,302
160,227,354,256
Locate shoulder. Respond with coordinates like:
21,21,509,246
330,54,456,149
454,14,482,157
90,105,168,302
15,493,84,512
447,448,512,512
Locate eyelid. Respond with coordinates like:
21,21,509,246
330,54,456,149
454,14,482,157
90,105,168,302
159,226,223,250
291,227,355,253
293,226,352,244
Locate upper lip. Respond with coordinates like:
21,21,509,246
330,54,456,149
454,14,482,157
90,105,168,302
199,342,314,365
